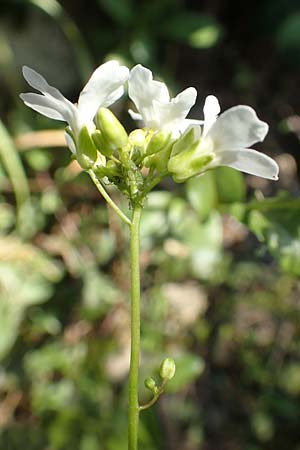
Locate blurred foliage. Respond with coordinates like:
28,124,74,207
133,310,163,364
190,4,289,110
0,1,300,450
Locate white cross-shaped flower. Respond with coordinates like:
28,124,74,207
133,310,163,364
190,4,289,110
20,61,129,154
168,95,279,181
128,64,199,137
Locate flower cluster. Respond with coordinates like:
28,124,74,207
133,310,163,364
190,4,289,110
21,61,279,204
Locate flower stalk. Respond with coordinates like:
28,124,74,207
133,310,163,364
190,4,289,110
128,205,142,450
20,60,280,450
88,169,131,226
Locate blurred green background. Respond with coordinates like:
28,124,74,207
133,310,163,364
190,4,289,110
0,0,300,449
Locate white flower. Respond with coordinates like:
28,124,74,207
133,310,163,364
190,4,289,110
20,61,129,154
128,64,198,137
168,95,279,182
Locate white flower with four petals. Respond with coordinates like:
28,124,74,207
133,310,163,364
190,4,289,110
20,61,278,182
128,64,198,137
168,95,279,181
20,61,129,154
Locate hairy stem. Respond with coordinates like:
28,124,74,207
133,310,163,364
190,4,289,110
128,205,142,450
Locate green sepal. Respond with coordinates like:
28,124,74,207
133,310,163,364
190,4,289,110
94,160,119,179
168,142,214,183
146,130,171,156
96,107,128,150
145,142,173,172
170,126,197,158
77,126,98,169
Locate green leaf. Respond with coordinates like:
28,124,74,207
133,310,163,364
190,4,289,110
214,166,246,204
98,0,134,25
276,13,300,53
186,172,217,220
240,193,300,275
279,363,300,396
0,120,31,233
0,262,55,361
251,412,274,442
163,12,222,48
189,25,222,49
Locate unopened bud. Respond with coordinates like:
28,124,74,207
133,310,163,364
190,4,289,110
96,107,128,150
159,358,176,380
106,160,119,176
146,130,171,156
77,126,98,169
129,129,146,150
144,377,157,392
92,130,113,157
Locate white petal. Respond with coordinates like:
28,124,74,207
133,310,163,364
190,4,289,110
177,118,204,135
208,105,269,151
155,87,197,132
20,93,66,121
77,60,129,123
64,131,76,154
22,66,78,129
128,64,170,127
128,109,143,121
203,95,220,136
218,148,279,180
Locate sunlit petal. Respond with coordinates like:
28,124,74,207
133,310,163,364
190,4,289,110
78,60,129,123
128,64,170,127
128,109,143,121
203,95,220,136
22,66,78,128
218,148,279,180
208,105,269,151
64,131,77,154
155,87,197,131
22,66,66,101
20,93,66,121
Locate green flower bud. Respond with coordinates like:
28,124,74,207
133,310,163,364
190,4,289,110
77,126,98,169
129,129,146,150
96,107,128,150
159,358,176,380
92,130,113,157
146,130,171,156
106,160,119,176
144,377,157,392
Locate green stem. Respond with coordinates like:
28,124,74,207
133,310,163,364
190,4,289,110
88,169,131,226
128,205,142,450
139,379,167,412
143,171,169,197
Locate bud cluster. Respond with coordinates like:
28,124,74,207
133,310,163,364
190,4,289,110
76,107,208,206
21,62,279,195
